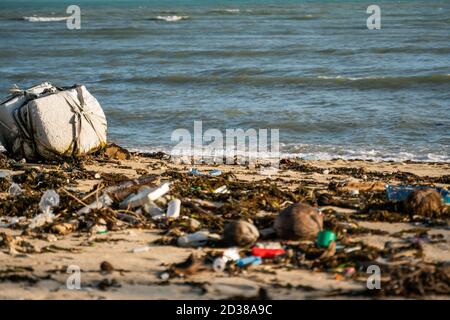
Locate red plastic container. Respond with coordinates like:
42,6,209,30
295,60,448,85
251,247,285,258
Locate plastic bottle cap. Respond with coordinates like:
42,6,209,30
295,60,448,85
316,230,337,248
213,257,227,272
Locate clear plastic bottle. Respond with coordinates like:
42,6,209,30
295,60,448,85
39,189,60,214
166,199,181,219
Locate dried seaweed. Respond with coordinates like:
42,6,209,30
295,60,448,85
373,263,450,297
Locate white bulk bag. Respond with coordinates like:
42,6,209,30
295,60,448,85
0,82,107,160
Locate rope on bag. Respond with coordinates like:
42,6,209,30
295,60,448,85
63,85,104,156
12,85,61,159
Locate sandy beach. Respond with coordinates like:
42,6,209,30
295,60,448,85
0,149,448,299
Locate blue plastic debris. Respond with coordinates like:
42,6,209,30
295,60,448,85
208,169,222,176
236,256,262,268
386,185,450,204
188,168,205,176
189,168,222,177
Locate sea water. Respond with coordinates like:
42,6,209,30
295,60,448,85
0,0,448,162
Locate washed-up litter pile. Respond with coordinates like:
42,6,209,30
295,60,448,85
0,146,449,298
160,165,448,297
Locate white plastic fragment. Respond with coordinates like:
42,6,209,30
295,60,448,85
254,242,283,249
213,257,227,272
29,189,60,229
8,183,23,196
166,198,181,219
344,246,362,253
259,166,279,176
46,234,58,242
0,170,12,178
120,186,154,209
208,169,222,176
0,216,20,228
29,212,54,229
214,185,229,194
223,248,240,261
77,193,113,215
188,168,204,176
151,214,166,221
121,182,171,209
143,201,164,216
190,198,223,208
212,248,240,272
159,272,170,281
132,245,151,253
39,189,60,214
147,182,171,201
177,230,220,248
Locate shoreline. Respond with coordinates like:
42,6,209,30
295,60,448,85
126,147,450,164
0,147,449,299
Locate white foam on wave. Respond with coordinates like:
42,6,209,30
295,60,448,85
155,15,188,22
283,144,450,163
2,140,445,163
124,144,450,163
280,151,448,163
23,16,68,22
317,75,375,81
224,9,240,13
317,74,450,81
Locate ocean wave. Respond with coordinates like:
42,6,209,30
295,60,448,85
282,143,450,162
116,144,450,163
136,48,302,58
67,27,160,38
285,149,450,163
317,48,355,56
317,74,450,82
317,46,450,56
369,46,450,55
153,15,188,22
287,14,317,20
224,9,240,13
2,135,445,163
23,16,68,22
286,151,450,163
100,74,450,89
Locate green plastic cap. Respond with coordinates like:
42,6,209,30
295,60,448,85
317,230,337,248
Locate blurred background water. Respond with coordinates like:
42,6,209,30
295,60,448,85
0,0,449,161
